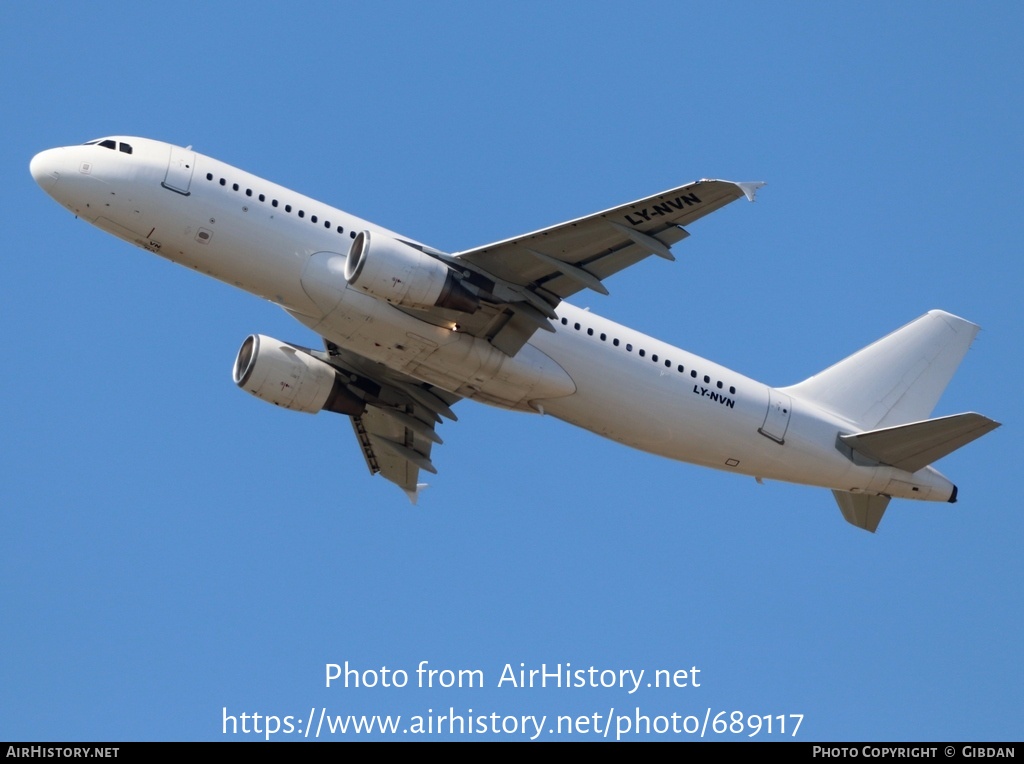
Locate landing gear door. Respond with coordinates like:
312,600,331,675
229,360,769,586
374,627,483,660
162,145,196,195
759,389,792,444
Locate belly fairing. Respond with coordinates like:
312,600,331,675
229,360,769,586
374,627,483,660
291,266,576,409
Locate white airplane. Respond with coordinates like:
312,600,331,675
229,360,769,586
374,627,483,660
30,136,999,531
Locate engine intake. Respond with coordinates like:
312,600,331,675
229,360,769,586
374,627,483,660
233,334,365,416
344,230,478,313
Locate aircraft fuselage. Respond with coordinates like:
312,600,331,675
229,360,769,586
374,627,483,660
30,136,961,508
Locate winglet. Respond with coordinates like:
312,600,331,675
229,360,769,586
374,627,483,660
404,483,429,505
697,179,765,202
735,181,766,202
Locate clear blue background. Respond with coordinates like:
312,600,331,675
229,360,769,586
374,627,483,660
2,1,1020,741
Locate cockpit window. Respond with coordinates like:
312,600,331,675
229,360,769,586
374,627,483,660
82,138,132,154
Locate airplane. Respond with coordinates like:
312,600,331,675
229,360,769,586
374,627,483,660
29,136,1000,532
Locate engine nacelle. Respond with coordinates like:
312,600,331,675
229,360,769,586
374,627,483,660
232,334,365,416
344,230,479,313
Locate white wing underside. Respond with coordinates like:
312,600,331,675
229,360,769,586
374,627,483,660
395,179,763,356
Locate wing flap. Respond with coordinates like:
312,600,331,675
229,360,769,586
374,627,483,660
455,179,759,298
535,230,692,297
351,405,441,502
438,180,760,356
324,340,458,502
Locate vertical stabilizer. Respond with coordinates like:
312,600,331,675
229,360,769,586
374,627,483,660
783,311,980,429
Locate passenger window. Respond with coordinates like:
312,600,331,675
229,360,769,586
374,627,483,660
703,375,710,383
311,215,317,223
626,343,632,352
232,183,239,191
587,328,593,336
600,333,606,341
219,178,226,186
206,173,213,181
613,339,620,347
298,210,305,218
691,370,697,378
285,204,292,212
272,200,279,207
639,349,645,357
651,354,658,362
336,226,344,234
259,194,266,202
246,189,252,197
729,386,736,394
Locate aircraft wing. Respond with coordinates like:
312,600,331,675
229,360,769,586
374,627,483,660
350,407,438,503
442,179,763,354
321,340,460,502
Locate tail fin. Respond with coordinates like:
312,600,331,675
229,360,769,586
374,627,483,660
784,310,980,429
797,311,1000,533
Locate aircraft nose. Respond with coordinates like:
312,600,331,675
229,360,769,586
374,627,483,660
30,147,64,190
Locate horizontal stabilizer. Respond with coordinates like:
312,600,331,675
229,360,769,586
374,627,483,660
840,412,1000,473
833,491,890,533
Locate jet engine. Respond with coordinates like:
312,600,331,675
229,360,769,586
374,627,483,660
344,230,479,313
232,334,365,416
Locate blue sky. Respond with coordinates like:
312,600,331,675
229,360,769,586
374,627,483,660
2,2,1021,741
